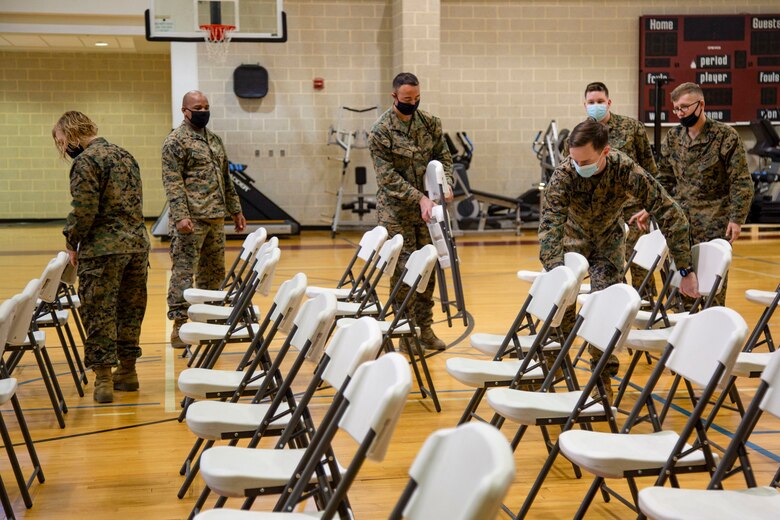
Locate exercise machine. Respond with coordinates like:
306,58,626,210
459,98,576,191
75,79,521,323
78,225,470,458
425,160,468,327
151,161,300,239
326,106,380,237
747,118,780,223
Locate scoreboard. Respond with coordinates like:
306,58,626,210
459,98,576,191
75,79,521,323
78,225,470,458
639,14,780,124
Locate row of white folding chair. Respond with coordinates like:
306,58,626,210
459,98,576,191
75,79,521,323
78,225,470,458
306,225,389,301
638,348,780,520
183,228,268,306
194,422,515,520
0,296,46,518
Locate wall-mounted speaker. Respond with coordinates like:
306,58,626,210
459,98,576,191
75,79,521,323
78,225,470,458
233,64,268,99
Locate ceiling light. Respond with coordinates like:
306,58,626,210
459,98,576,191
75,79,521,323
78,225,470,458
94,41,109,47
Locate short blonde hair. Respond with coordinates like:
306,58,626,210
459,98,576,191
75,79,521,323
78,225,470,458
671,82,704,102
52,111,97,158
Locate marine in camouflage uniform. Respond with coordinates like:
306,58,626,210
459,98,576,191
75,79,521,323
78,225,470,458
162,113,243,323
63,138,150,369
657,117,752,306
369,78,453,347
541,131,692,383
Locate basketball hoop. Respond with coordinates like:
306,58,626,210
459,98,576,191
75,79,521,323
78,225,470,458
200,24,235,63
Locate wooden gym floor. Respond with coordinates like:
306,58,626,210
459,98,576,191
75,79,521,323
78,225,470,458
0,223,778,519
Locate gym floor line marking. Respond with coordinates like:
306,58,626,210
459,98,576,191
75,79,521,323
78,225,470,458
93,411,136,416
165,269,176,413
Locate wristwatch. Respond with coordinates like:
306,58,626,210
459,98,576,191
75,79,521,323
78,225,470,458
678,266,694,277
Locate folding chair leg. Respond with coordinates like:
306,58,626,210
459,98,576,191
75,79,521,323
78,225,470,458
33,346,67,428
62,322,88,386
613,351,643,409
188,485,211,520
178,439,214,499
572,476,604,520
0,472,15,520
457,387,486,425
516,441,565,519
180,437,204,475
410,337,441,412
10,394,44,484
53,324,84,397
0,414,33,508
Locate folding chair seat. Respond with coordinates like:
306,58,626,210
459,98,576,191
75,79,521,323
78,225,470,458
177,292,339,497
614,241,732,409
472,252,588,357
336,244,441,411
33,252,87,396
4,278,67,428
184,233,273,307
638,349,780,520
330,234,404,319
305,225,388,301
0,298,45,518
181,247,281,369
486,284,641,518
516,251,590,295
558,306,748,518
446,266,578,425
192,352,410,519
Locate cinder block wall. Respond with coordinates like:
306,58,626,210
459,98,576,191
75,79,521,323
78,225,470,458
0,51,171,219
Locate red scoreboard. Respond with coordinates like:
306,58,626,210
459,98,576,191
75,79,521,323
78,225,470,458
639,14,780,124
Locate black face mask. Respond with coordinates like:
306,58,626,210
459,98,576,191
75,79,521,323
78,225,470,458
679,101,702,128
394,99,420,116
188,110,210,129
66,144,84,159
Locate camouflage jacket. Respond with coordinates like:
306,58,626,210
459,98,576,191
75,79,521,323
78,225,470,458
539,150,691,271
162,123,242,223
63,138,150,258
369,107,453,223
657,118,752,234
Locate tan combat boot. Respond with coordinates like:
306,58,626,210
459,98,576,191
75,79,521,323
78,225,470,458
93,365,113,403
113,358,139,391
419,327,446,351
170,317,188,349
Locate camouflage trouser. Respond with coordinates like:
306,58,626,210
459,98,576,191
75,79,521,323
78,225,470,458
77,252,148,368
624,205,657,298
167,219,226,321
558,253,623,377
383,220,435,329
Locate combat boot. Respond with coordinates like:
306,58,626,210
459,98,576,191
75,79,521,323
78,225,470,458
170,317,187,349
93,365,113,403
113,358,139,391
419,327,446,351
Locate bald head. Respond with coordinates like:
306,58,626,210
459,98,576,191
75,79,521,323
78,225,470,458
182,90,208,109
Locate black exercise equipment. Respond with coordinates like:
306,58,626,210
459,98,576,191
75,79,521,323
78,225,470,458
151,161,300,239
747,119,780,224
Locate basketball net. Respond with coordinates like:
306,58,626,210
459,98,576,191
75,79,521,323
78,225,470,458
200,24,235,63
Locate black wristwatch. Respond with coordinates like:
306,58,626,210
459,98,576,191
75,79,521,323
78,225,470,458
678,266,694,277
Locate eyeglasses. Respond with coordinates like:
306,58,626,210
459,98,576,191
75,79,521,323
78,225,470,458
671,100,701,114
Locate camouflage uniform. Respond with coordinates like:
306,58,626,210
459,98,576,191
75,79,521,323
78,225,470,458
565,114,658,294
63,138,150,368
657,118,753,306
162,123,242,321
369,108,453,328
540,150,691,376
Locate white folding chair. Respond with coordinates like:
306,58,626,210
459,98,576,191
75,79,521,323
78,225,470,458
638,350,780,520
192,353,411,519
446,265,578,425
306,225,388,301
517,251,591,295
0,298,45,517
558,307,748,518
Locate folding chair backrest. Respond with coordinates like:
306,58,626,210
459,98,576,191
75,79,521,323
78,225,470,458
319,317,383,387
402,245,438,293
759,349,780,418
709,238,732,252
378,234,404,278
666,306,747,388
289,293,337,362
578,284,641,354
632,228,668,271
562,252,589,307
239,228,267,261
253,245,281,297
7,278,41,346
339,352,411,461
671,242,731,296
357,225,388,262
527,265,577,324
38,252,69,303
267,273,308,333
0,299,18,357
402,423,515,520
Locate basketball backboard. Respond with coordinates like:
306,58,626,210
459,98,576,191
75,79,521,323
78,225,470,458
145,0,286,42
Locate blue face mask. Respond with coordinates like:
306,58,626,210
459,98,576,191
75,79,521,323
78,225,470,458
586,103,608,121
572,155,604,178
